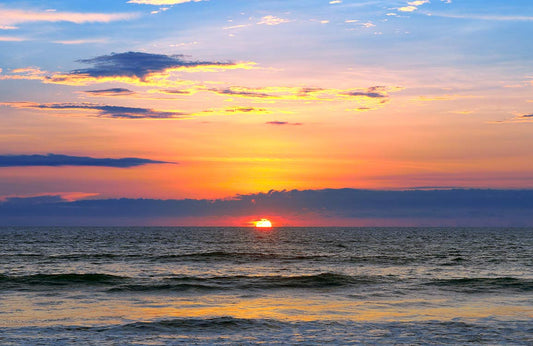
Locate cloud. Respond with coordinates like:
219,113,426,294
1,189,533,226
1,102,189,119
342,91,386,98
298,87,324,96
408,0,430,5
266,121,303,126
224,107,268,113
0,36,25,41
41,51,252,85
517,113,533,120
257,16,290,26
398,0,429,12
0,154,172,168
0,67,46,80
223,24,250,30
128,0,204,4
411,94,476,102
2,101,269,119
155,89,192,95
0,192,99,203
341,86,389,98
70,51,234,80
52,39,108,45
398,6,418,12
83,88,135,96
212,87,274,99
424,13,533,21
0,8,139,26
207,85,402,113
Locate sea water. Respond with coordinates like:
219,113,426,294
0,227,531,345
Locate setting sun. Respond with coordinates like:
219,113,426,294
254,218,272,228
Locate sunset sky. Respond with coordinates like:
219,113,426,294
1,0,532,225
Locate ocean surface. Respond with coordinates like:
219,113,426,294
0,227,531,345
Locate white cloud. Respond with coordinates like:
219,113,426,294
128,0,203,4
361,22,375,28
257,15,290,26
52,38,108,45
223,24,249,30
426,12,533,21
408,0,429,6
398,0,429,12
0,8,139,26
0,36,25,41
398,6,418,12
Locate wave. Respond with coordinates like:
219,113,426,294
112,316,283,332
153,251,328,262
0,271,390,292
3,319,532,345
0,273,128,288
426,277,533,292
2,251,328,262
109,273,386,292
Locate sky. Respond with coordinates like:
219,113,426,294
0,0,532,226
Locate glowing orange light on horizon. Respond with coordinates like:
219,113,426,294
254,218,272,228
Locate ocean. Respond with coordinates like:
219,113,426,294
0,227,531,345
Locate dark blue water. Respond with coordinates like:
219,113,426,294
0,227,532,345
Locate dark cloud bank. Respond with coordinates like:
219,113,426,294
0,154,171,167
1,189,532,226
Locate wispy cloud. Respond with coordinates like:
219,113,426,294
223,24,250,30
423,13,533,21
341,88,387,98
128,0,204,4
224,107,268,113
266,121,303,126
1,102,189,119
207,85,402,112
411,94,476,102
0,154,172,168
1,101,270,119
212,87,273,99
257,15,290,26
0,36,25,41
52,38,108,45
153,89,192,95
0,192,99,203
83,88,135,96
0,8,139,26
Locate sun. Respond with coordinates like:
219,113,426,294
254,218,272,228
